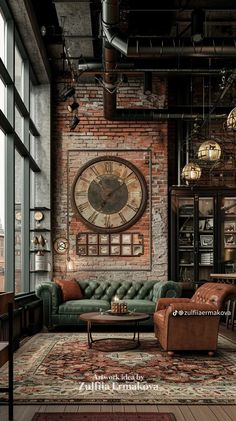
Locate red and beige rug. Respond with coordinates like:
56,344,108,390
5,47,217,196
31,413,177,421
0,332,236,405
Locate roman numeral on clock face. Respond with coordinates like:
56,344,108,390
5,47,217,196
88,211,98,223
104,161,113,174
78,202,89,212
118,211,127,224
127,203,138,212
80,176,90,184
104,214,111,228
90,166,100,177
125,176,136,185
75,191,87,197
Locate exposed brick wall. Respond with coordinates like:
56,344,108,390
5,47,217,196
52,76,169,282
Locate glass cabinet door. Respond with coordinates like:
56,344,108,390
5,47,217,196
198,197,214,282
177,197,194,282
221,196,236,273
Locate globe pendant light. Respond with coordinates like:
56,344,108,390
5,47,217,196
181,162,201,181
197,139,221,161
226,107,236,131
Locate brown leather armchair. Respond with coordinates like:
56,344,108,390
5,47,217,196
154,282,236,356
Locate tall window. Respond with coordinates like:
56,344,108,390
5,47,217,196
15,150,23,294
0,9,5,63
0,1,42,294
0,130,5,291
15,45,24,98
0,79,5,113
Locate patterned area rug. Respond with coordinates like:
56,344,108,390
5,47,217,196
31,413,177,421
0,332,236,404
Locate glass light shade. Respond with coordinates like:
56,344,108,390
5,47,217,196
227,107,236,130
197,140,221,161
182,162,201,181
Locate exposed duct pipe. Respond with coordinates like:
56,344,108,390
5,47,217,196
101,0,228,121
102,0,236,58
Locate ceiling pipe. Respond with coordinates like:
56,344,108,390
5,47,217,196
102,0,236,58
101,1,228,121
78,62,233,75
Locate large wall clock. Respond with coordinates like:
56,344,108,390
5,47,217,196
71,156,148,233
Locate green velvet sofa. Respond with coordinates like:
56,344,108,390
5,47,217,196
36,280,181,329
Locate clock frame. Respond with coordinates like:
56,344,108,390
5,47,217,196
71,156,148,233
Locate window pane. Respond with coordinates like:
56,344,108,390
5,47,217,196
15,150,23,294
15,45,24,98
0,78,5,114
0,129,5,291
0,9,5,64
30,80,35,120
15,106,23,139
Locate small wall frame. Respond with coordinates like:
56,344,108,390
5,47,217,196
76,232,144,257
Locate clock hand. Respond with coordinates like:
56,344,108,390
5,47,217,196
107,180,125,198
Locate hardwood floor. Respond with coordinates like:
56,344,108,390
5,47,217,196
0,404,236,421
0,324,235,421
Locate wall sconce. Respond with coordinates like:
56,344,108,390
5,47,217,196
70,115,80,130
68,101,79,113
182,162,202,181
197,140,221,161
61,86,75,101
143,72,152,95
191,9,205,43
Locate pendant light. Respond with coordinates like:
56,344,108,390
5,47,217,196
226,107,236,130
182,162,202,181
197,139,221,161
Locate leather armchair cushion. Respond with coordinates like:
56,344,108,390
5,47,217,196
54,279,83,302
153,309,166,327
59,299,110,314
155,297,190,311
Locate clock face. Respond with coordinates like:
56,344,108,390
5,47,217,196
72,156,148,232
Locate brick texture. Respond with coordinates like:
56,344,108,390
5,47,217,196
52,76,169,281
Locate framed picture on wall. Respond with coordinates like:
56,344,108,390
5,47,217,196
88,234,98,244
99,234,109,244
110,245,120,255
110,234,120,244
99,245,109,255
88,245,98,255
121,245,132,255
122,234,132,244
77,245,87,256
77,233,87,243
133,245,144,256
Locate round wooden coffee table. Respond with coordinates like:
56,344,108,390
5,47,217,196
80,312,150,350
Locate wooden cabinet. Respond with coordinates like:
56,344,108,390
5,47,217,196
170,186,236,286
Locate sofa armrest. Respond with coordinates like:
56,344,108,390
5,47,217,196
35,282,62,328
152,281,182,303
155,297,190,311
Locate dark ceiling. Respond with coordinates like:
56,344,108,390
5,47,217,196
29,0,236,76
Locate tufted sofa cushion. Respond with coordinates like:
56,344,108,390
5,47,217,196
36,279,182,328
77,280,174,301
